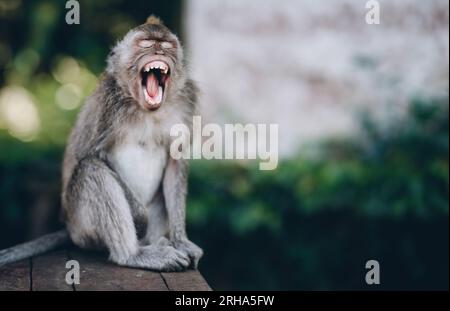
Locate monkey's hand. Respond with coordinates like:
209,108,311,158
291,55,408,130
173,238,203,269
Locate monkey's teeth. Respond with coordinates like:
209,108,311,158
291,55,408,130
144,61,169,74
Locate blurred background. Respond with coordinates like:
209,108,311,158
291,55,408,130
0,0,448,290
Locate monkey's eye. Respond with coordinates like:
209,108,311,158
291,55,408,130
138,40,156,48
161,41,173,49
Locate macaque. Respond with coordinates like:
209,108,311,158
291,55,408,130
0,16,203,271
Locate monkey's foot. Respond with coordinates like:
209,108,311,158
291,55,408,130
124,244,190,271
139,236,171,247
173,238,203,269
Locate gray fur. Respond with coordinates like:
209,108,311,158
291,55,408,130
62,20,202,271
0,230,69,267
0,19,202,271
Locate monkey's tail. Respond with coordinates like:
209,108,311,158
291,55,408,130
0,229,70,267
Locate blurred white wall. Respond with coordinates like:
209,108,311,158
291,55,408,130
186,0,449,157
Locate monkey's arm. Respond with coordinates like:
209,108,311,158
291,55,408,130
163,158,203,268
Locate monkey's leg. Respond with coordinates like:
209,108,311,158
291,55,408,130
163,158,203,268
140,190,170,246
65,158,190,271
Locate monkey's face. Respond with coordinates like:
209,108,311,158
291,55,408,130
135,30,179,111
108,22,183,111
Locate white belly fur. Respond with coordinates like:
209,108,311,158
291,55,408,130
110,126,167,205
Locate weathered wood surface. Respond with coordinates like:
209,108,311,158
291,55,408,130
0,260,30,291
32,250,73,291
0,247,211,291
162,270,212,291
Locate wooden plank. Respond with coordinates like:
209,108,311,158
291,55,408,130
32,250,73,291
161,270,212,291
0,259,31,291
69,249,168,291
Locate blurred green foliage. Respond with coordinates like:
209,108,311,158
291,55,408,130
0,0,448,290
0,0,182,145
187,98,449,290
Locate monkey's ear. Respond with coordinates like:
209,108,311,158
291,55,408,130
146,15,163,25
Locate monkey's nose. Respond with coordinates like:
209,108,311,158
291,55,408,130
155,50,164,55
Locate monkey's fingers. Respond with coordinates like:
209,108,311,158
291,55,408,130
173,239,203,269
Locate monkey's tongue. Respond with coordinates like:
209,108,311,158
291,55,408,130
145,73,163,106
146,73,159,98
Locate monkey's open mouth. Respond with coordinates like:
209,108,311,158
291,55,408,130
141,60,170,110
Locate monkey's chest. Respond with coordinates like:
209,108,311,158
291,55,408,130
109,141,167,206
